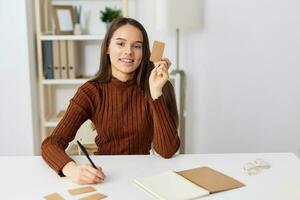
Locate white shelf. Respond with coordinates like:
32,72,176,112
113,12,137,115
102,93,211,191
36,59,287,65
45,116,58,127
42,79,90,85
40,34,105,41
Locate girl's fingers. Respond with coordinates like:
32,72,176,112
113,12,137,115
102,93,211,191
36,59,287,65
78,174,94,184
157,65,167,71
154,62,167,72
97,166,106,178
151,66,159,76
82,173,101,184
82,168,103,183
83,169,97,179
161,57,171,68
157,65,168,76
151,64,168,78
154,57,171,70
154,61,167,69
85,165,105,180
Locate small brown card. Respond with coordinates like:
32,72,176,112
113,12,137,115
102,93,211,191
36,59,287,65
44,193,65,200
150,40,165,62
68,186,96,195
79,193,107,200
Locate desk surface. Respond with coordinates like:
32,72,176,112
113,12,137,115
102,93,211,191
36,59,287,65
1,153,300,200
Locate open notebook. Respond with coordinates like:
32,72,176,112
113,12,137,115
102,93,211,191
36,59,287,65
134,167,245,200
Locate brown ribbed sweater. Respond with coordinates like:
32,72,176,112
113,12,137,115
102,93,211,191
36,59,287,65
41,77,180,175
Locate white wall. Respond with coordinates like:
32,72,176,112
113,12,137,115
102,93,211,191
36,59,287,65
0,0,38,155
135,0,300,156
1,0,300,156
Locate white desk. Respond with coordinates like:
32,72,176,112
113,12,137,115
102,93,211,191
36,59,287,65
1,153,300,200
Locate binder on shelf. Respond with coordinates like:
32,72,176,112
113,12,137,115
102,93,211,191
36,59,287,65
52,40,61,79
67,40,81,79
42,41,54,79
59,40,68,79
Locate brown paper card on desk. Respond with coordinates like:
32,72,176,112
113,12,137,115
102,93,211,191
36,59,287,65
150,40,165,62
68,186,96,195
44,192,65,200
176,166,245,193
79,193,107,200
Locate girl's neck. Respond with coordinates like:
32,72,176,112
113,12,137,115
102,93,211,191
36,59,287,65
111,72,134,82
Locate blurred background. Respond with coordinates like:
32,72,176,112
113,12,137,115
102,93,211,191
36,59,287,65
1,0,300,157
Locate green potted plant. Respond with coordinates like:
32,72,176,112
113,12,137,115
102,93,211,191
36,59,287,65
100,6,122,29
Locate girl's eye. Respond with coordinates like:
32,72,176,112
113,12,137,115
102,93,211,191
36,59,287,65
134,45,142,49
117,42,124,46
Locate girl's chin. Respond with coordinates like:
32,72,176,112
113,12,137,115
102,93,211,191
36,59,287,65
120,64,138,71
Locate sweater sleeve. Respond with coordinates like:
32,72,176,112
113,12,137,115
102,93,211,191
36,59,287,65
150,93,180,158
41,82,98,176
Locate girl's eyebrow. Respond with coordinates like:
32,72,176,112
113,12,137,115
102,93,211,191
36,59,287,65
115,37,126,41
115,37,143,44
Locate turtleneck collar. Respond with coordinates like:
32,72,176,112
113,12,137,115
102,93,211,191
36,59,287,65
111,76,136,88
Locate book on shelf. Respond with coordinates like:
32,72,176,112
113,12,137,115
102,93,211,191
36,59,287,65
42,41,54,79
134,166,245,200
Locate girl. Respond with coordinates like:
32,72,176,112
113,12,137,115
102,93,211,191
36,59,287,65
41,17,180,185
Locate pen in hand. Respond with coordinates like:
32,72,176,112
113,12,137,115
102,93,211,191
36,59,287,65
77,140,105,182
63,140,105,184
77,140,97,169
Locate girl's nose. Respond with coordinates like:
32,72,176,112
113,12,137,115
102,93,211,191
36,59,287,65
124,44,133,55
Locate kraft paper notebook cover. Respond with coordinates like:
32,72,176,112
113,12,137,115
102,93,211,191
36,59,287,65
134,166,244,200
176,167,245,193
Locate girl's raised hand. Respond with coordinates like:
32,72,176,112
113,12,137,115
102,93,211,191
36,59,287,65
149,57,172,99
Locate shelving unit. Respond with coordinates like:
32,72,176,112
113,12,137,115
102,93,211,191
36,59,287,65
40,34,105,41
34,0,129,152
41,78,90,85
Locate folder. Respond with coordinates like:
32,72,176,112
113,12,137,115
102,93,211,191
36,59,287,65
52,40,61,79
134,166,245,200
59,40,68,79
42,41,54,79
67,40,81,79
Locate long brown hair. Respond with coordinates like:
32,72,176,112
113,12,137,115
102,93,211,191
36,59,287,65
90,17,178,126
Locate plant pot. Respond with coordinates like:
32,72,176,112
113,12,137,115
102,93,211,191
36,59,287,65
74,23,82,35
106,22,112,30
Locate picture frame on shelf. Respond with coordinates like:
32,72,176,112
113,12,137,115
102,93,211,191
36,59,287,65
52,5,75,35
